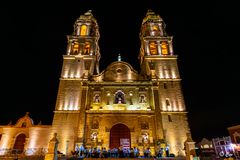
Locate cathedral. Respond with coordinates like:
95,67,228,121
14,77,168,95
0,10,191,157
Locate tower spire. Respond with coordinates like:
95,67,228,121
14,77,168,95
118,53,121,61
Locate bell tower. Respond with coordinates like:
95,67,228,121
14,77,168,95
139,9,177,80
139,10,191,155
64,9,100,79
51,10,100,154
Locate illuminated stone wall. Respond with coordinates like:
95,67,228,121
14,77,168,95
161,112,190,156
0,114,51,155
0,10,192,157
51,111,83,154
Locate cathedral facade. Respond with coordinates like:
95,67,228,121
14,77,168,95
0,10,191,157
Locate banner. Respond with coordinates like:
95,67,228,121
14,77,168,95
120,138,130,149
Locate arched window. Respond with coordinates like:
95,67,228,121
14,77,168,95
114,90,125,104
151,25,160,36
139,94,147,103
80,25,87,36
73,43,79,54
84,42,91,54
93,94,100,103
152,25,159,31
13,133,26,154
21,122,26,127
149,41,158,55
161,41,169,55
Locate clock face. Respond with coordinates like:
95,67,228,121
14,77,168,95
149,42,157,55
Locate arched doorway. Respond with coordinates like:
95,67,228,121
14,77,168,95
13,133,26,153
110,123,130,149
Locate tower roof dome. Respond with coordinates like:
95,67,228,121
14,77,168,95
142,9,163,25
75,10,97,24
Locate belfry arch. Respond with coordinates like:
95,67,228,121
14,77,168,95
13,133,26,153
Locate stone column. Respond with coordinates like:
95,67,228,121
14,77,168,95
168,41,174,55
86,25,90,35
67,40,72,55
157,41,162,55
76,25,80,35
44,133,59,160
158,23,163,36
145,41,150,55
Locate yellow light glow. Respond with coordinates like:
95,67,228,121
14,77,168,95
28,131,38,155
172,73,176,79
0,135,10,154
152,25,159,31
178,104,184,111
168,133,178,156
70,72,74,78
64,98,68,110
84,42,91,54
165,70,169,78
161,41,168,55
159,66,164,78
171,69,176,78
149,42,158,55
75,64,81,78
58,101,63,110
179,107,184,111
63,65,70,78
162,101,167,111
167,105,172,111
73,44,79,54
69,101,74,110
74,97,79,110
80,25,87,36
173,100,178,111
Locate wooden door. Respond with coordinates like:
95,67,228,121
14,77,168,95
13,133,26,153
110,123,130,149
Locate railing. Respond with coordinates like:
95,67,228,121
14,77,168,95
0,148,47,160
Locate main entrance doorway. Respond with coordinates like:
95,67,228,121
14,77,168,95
13,133,26,153
110,123,130,149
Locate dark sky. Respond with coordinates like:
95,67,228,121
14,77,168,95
0,1,239,143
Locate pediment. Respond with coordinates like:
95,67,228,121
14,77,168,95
103,61,138,82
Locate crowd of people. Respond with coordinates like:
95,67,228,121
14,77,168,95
71,145,172,158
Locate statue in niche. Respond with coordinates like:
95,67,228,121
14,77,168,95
92,119,99,129
142,132,149,143
114,91,125,104
117,96,122,104
91,132,98,141
139,94,147,103
93,94,100,103
141,122,149,129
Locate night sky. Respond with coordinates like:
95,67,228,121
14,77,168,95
0,1,239,143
